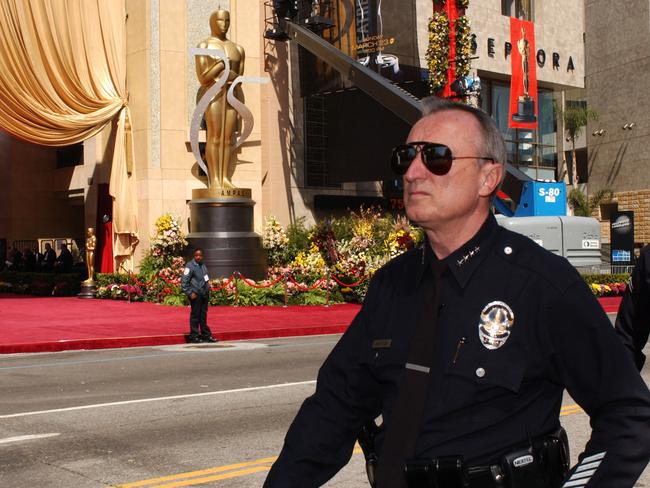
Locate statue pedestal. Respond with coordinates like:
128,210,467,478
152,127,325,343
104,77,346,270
187,190,267,280
513,96,537,123
78,281,97,299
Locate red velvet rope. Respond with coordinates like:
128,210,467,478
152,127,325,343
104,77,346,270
210,275,235,291
238,273,284,289
287,275,328,292
158,276,181,287
121,268,158,288
330,274,367,288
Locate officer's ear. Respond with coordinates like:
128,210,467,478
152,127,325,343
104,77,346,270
478,162,503,198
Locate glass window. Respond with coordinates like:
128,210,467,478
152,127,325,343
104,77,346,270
305,95,339,188
482,78,557,180
501,0,534,21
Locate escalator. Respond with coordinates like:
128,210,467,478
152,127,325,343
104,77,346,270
271,12,532,206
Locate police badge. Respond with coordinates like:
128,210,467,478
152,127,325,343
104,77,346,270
478,301,515,350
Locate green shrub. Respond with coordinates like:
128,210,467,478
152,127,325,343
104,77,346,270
209,287,236,306
95,273,133,287
289,290,329,305
285,217,311,263
582,273,630,285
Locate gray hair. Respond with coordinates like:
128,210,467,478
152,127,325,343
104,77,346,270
420,96,507,169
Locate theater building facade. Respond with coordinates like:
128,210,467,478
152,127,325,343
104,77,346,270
584,0,650,247
2,0,625,270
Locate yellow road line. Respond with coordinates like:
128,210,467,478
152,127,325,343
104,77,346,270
115,456,277,487
143,466,272,488
561,403,584,416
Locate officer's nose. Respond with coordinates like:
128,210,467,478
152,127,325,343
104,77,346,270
403,151,428,182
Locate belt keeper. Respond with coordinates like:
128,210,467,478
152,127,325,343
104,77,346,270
490,465,505,485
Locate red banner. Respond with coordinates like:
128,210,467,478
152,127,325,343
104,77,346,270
508,17,538,129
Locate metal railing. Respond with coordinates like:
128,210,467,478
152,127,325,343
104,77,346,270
578,265,634,275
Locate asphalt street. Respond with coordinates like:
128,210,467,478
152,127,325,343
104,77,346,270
0,325,649,487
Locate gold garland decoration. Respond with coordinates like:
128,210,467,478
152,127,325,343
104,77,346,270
426,11,450,94
454,15,472,78
426,1,473,95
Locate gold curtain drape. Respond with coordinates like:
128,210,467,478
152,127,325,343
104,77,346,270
0,0,138,261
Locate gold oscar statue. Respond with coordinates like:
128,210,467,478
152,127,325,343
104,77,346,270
512,26,537,123
79,227,98,298
195,10,245,191
84,227,96,284
518,27,530,98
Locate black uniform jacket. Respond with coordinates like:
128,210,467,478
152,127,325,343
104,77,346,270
264,214,650,488
181,259,210,297
616,244,650,370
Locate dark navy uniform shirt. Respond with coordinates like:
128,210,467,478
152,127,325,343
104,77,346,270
616,244,650,370
264,214,650,488
181,259,210,297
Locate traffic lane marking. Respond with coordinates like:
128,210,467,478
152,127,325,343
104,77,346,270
0,433,60,445
115,449,363,488
115,456,277,487
0,380,317,419
116,406,586,487
561,404,584,415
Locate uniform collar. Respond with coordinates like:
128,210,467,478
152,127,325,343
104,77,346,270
417,213,499,289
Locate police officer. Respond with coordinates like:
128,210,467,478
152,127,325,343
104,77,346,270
181,248,217,343
616,244,650,370
264,97,650,487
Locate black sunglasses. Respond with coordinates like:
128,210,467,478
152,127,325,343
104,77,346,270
391,141,495,176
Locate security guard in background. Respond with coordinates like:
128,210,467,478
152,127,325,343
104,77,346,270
264,97,650,488
181,248,217,343
616,244,650,370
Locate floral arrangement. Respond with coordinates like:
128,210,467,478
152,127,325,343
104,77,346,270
289,242,328,282
456,0,469,10
96,283,143,301
589,281,627,297
266,208,423,302
262,215,290,267
97,213,187,302
138,214,188,281
157,256,186,286
151,214,188,258
426,11,450,95
91,208,633,307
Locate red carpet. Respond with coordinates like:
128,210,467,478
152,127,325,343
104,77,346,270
0,294,361,354
0,295,622,354
598,296,622,314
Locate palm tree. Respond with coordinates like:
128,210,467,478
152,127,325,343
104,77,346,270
567,188,613,217
557,102,598,185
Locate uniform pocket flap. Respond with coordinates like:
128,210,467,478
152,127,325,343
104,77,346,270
445,343,526,393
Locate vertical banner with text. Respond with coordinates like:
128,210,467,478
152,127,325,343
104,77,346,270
610,211,635,266
508,17,538,129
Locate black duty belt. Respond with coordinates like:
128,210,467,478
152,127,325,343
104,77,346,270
403,428,570,488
